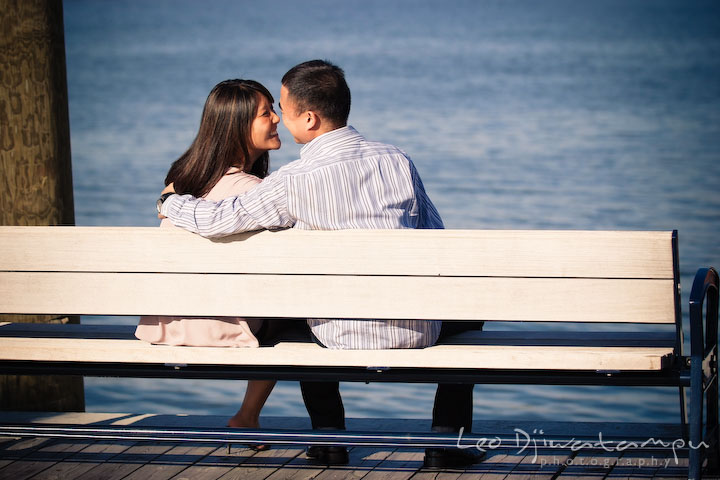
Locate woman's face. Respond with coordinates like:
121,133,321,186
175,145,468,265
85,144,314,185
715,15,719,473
248,94,281,161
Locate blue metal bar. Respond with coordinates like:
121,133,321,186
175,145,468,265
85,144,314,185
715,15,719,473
0,423,697,452
0,360,691,386
703,268,719,475
672,231,690,438
672,231,684,357
688,267,719,479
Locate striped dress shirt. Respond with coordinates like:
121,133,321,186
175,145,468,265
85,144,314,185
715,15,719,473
162,125,443,349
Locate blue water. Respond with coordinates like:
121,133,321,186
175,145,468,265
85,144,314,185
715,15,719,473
63,0,720,423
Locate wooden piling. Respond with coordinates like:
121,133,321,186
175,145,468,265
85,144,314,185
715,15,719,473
0,0,84,411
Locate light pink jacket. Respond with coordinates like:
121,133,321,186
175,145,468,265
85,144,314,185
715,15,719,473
135,168,263,347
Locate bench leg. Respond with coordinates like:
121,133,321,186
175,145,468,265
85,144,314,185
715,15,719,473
689,363,703,480
680,385,689,439
707,376,719,474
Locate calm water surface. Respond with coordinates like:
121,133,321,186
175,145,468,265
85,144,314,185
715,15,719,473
63,0,720,423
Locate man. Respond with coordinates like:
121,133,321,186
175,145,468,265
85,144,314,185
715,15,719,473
158,60,480,468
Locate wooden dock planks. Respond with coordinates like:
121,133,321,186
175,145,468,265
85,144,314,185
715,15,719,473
0,413,713,479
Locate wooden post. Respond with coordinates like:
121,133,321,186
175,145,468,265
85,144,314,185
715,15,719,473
0,0,84,411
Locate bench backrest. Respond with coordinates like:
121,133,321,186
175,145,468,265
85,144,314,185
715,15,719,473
0,227,679,325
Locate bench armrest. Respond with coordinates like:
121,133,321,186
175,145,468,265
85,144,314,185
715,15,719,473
689,267,719,361
687,266,719,477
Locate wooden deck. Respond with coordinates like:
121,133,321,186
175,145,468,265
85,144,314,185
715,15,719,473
0,413,714,479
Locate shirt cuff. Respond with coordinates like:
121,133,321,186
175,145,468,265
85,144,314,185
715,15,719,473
160,194,179,218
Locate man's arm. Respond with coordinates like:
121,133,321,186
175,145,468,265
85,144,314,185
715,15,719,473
409,161,444,229
160,175,293,237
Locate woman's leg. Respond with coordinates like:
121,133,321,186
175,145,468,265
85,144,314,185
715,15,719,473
227,317,286,428
228,379,276,428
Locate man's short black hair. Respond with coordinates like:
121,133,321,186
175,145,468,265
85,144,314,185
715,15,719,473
281,60,351,127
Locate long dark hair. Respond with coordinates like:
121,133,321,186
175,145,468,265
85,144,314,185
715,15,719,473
165,79,273,197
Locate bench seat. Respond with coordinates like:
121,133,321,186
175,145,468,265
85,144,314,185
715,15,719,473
0,323,675,371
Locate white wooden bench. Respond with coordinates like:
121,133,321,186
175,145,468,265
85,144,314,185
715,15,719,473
0,226,717,478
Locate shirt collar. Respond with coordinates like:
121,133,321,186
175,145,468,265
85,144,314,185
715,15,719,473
300,125,363,158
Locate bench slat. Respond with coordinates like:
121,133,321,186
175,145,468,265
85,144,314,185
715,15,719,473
0,227,675,279
0,272,676,323
0,323,677,347
0,336,672,371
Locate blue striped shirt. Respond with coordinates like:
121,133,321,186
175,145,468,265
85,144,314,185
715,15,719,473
162,125,443,349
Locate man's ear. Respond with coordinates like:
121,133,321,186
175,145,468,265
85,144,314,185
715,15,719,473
306,111,321,131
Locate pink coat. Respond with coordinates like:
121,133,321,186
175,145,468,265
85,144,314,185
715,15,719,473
135,168,263,347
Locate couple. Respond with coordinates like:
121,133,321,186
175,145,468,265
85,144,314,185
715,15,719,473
147,59,482,469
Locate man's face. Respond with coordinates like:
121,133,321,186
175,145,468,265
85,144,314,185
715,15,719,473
279,85,309,144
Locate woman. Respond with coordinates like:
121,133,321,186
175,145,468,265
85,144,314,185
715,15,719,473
135,79,282,447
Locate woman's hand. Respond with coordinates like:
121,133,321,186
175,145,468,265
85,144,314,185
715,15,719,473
161,183,175,195
157,183,176,219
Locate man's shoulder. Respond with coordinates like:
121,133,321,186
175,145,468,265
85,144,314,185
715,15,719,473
358,138,407,157
329,134,412,167
312,141,411,174
269,135,412,180
318,126,410,161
